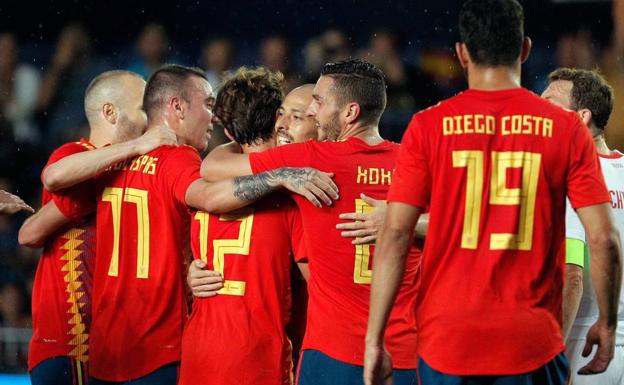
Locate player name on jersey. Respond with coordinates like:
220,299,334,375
355,166,392,186
108,154,159,174
609,190,624,209
442,114,553,138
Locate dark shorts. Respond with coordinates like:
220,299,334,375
418,352,569,385
296,349,417,385
30,356,88,385
89,362,178,385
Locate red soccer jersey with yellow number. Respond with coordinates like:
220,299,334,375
249,138,421,369
387,88,610,375
29,139,96,372
57,144,201,381
179,193,303,385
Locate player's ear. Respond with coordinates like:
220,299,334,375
578,108,593,127
169,96,184,119
102,102,118,125
223,128,235,141
345,102,360,124
455,42,470,69
520,36,532,64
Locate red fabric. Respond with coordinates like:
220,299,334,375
62,145,201,381
249,138,421,369
29,139,96,371
388,88,610,375
179,194,302,385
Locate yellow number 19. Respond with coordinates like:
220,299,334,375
453,150,541,251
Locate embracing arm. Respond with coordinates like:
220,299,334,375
43,127,177,192
200,142,252,181
19,201,71,248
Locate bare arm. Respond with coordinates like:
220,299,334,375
186,167,339,214
364,202,422,385
200,142,252,182
337,193,428,245
297,262,309,281
18,201,71,248
562,263,584,341
0,190,34,215
576,202,622,375
43,127,177,192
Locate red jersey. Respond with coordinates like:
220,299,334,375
387,88,610,375
59,145,200,381
250,138,421,369
29,139,96,371
179,194,303,385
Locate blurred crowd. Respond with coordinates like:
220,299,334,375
2,4,624,372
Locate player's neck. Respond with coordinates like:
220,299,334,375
594,134,612,156
338,123,384,145
467,64,522,91
240,141,273,154
88,127,111,148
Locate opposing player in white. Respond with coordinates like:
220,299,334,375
543,68,624,384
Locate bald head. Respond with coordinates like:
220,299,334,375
84,71,147,144
275,83,320,145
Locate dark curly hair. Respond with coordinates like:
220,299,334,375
214,67,284,146
459,0,524,67
321,58,386,124
548,68,614,131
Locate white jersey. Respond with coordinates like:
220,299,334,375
567,151,624,344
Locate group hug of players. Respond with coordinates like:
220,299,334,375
14,1,624,385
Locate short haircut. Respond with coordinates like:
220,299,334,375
214,67,284,146
320,59,387,124
459,0,524,67
143,64,207,118
548,68,614,130
84,70,143,121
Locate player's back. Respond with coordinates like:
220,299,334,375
402,88,608,374
250,137,420,368
180,194,300,385
89,145,200,381
29,139,96,371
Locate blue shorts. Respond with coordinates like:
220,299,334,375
296,349,417,385
418,352,569,385
30,356,88,385
89,362,178,385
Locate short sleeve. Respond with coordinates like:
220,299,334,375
41,141,92,185
387,115,431,208
287,206,307,262
567,117,611,209
159,145,201,205
51,182,97,220
249,142,313,174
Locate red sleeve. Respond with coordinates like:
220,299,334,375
287,205,307,262
159,145,201,205
44,142,98,220
387,115,431,208
249,142,313,174
567,116,611,209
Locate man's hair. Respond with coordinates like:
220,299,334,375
548,68,614,131
214,67,284,146
143,64,207,118
320,59,386,124
84,70,143,123
459,0,524,67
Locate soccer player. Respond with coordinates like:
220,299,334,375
55,64,337,384
200,59,420,385
542,68,624,385
179,67,307,385
17,70,173,385
364,1,621,385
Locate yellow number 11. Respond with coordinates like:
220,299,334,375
453,150,541,251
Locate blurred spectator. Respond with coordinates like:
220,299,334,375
0,282,30,328
0,33,41,145
0,281,30,373
36,24,109,148
555,30,597,70
200,36,234,91
128,23,171,79
260,35,300,92
602,0,624,150
304,28,352,81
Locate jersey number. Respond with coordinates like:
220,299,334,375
101,187,150,279
453,150,541,250
194,208,255,296
354,198,374,284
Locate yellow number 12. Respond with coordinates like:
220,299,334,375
453,150,541,251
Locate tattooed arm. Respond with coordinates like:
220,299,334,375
185,167,339,214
